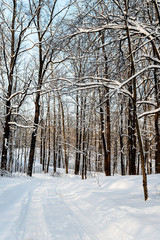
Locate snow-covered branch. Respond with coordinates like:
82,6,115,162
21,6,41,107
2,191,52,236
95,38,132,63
138,108,160,119
8,122,34,128
137,101,157,107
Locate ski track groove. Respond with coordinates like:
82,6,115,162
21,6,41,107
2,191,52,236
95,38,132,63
0,178,41,240
42,177,88,240
7,176,95,240
55,177,99,240
1,174,159,240
20,179,52,240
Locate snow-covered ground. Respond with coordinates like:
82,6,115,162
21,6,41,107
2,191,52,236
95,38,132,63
0,172,160,240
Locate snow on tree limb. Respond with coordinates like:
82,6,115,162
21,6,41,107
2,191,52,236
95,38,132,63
138,108,160,119
137,101,157,107
8,122,34,128
119,65,160,89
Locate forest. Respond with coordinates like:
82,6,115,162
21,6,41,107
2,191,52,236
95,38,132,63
0,0,160,202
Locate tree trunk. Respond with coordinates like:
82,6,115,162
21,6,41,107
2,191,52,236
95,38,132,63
27,93,41,176
47,95,51,173
124,0,148,200
135,116,148,201
1,0,16,173
82,97,87,180
100,106,109,176
120,101,125,175
60,98,68,174
154,63,160,173
56,90,68,174
100,30,111,176
128,96,136,175
124,3,136,175
53,92,56,173
75,91,80,175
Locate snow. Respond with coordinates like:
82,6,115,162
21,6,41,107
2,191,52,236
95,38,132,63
0,172,160,240
138,107,160,119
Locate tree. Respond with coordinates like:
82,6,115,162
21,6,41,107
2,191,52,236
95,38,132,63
27,0,73,176
0,0,37,174
65,0,150,199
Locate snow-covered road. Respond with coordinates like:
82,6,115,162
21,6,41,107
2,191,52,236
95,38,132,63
0,173,160,240
0,174,100,240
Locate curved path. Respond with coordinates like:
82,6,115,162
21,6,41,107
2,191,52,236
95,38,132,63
0,173,159,240
0,174,100,240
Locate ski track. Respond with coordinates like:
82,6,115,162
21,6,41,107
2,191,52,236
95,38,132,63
0,177,42,240
0,173,160,240
0,175,99,240
55,177,99,240
39,177,97,240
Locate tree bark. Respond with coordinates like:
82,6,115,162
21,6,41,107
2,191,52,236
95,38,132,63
27,93,41,176
154,67,160,173
1,0,16,173
100,30,111,176
53,92,56,173
75,91,80,175
124,0,148,200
